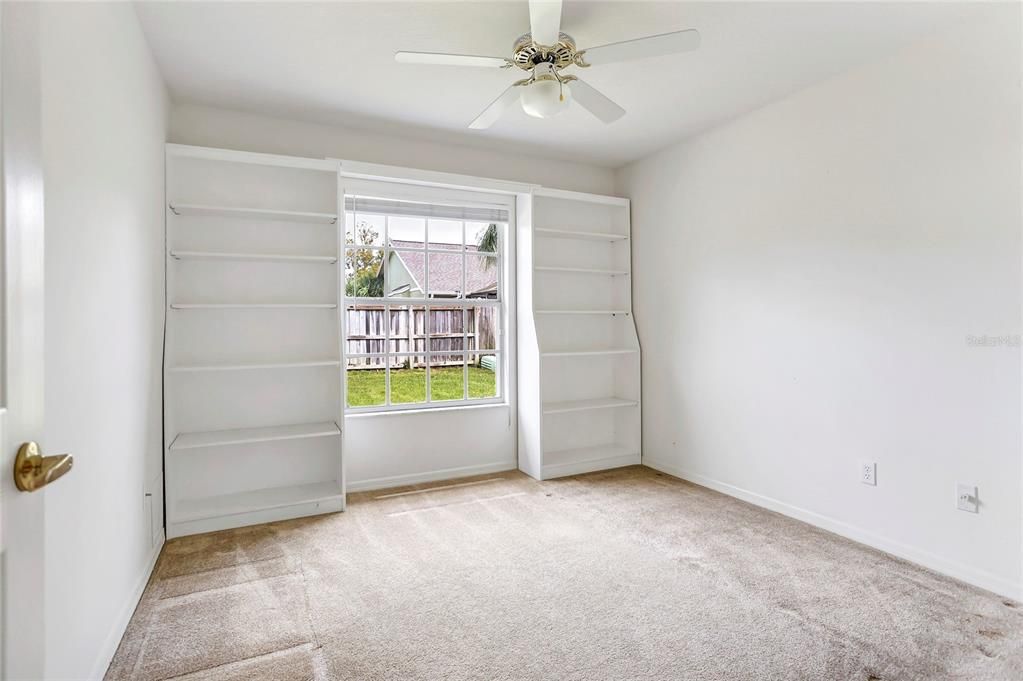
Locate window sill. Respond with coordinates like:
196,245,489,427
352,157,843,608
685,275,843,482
344,400,509,419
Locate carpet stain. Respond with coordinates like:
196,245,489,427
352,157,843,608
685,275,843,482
105,467,1023,680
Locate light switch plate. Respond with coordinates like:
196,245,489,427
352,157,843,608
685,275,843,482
956,483,978,513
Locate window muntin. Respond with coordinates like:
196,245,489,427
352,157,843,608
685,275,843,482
343,193,506,412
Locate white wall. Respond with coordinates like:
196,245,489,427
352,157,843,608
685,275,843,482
40,3,168,677
617,9,1022,599
345,405,517,491
170,103,615,195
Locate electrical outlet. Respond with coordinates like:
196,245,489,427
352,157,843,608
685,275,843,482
957,483,979,513
860,461,877,486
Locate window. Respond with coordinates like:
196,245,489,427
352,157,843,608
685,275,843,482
343,189,507,412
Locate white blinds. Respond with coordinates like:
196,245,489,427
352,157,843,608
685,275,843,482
345,196,509,223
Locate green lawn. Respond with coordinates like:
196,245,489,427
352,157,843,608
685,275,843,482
346,365,496,407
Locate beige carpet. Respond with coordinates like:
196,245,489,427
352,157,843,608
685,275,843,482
106,466,1023,680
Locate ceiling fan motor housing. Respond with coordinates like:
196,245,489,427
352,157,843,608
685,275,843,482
512,32,577,70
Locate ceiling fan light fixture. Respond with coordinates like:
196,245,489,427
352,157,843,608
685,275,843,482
521,77,571,119
395,0,700,128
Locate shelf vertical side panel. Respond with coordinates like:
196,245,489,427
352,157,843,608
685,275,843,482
335,167,347,507
516,192,543,480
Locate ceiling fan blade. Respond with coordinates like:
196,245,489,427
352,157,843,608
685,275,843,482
395,51,508,68
580,29,700,65
528,0,562,46
570,79,625,124
469,85,522,130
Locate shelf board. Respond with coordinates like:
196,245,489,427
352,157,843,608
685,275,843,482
543,397,638,414
534,228,629,242
173,481,343,523
534,266,629,276
170,303,338,310
170,250,338,264
541,348,637,357
169,203,337,224
170,421,341,451
535,310,630,316
542,443,640,479
170,360,341,373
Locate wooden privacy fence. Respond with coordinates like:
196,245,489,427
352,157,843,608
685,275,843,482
346,305,497,369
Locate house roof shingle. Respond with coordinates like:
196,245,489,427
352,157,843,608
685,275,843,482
389,239,497,297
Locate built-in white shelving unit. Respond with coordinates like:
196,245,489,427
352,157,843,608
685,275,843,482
164,144,344,538
517,188,641,480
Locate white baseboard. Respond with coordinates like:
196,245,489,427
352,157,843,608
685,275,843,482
347,460,517,493
642,458,1022,601
90,532,165,680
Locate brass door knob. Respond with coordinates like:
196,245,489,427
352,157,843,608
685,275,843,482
14,442,73,492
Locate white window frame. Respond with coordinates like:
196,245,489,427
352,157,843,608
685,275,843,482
341,179,512,414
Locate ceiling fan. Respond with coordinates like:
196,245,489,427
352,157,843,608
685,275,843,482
394,0,700,129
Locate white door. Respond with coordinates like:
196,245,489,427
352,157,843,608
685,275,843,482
1,4,63,679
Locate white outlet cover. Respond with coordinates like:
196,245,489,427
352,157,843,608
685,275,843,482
860,461,876,486
956,483,979,513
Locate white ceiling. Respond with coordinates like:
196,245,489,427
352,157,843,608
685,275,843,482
135,1,975,168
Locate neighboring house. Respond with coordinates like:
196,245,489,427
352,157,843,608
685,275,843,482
381,239,498,298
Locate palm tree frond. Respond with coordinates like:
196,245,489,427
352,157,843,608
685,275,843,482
478,224,498,270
